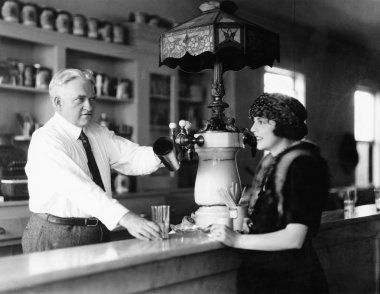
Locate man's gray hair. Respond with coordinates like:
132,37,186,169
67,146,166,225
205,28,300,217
49,68,95,100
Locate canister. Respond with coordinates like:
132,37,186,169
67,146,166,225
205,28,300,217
87,17,99,39
40,6,55,30
56,10,71,33
21,3,38,26
73,14,86,36
98,21,112,42
23,64,35,87
1,0,20,22
102,75,110,96
35,67,51,89
112,23,124,44
95,73,104,96
116,78,130,99
108,77,118,97
17,62,24,86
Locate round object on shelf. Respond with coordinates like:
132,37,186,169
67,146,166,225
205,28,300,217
95,73,105,96
73,14,86,36
21,2,38,26
23,64,35,87
98,21,112,42
35,67,51,89
102,75,110,96
116,78,131,99
112,23,124,44
87,17,99,39
55,10,71,33
133,11,147,24
1,0,20,22
40,6,55,30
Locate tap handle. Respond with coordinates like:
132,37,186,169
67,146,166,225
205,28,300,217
184,121,191,134
169,122,177,130
169,122,177,139
179,120,186,129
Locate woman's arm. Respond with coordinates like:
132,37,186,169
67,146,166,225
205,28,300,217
209,223,308,251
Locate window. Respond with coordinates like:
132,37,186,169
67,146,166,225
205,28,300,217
263,66,306,106
354,89,380,187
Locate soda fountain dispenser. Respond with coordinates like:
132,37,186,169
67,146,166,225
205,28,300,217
154,0,280,227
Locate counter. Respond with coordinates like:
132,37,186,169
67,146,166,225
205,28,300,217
1,208,379,293
0,188,196,256
0,231,240,294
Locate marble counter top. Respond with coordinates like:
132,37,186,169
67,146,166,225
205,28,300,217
0,231,222,293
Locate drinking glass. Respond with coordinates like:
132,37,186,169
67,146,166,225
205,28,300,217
151,205,170,239
341,187,357,219
374,188,380,212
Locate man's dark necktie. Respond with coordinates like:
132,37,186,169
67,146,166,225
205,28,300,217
79,131,105,191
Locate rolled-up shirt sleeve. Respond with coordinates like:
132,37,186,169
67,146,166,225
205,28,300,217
105,129,162,175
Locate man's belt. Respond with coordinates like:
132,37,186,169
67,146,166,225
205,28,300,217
36,213,99,227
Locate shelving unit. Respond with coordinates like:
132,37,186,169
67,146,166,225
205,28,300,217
0,19,139,140
0,18,211,191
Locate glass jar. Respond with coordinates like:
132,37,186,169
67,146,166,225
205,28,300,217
21,2,38,26
87,17,99,39
98,21,112,42
112,23,124,44
1,0,20,22
56,10,71,33
73,14,86,36
40,6,55,30
116,79,131,100
35,67,51,89
95,73,104,96
23,64,35,87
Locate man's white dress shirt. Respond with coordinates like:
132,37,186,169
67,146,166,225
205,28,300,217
26,113,161,230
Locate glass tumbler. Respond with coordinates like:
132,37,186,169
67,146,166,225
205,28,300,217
151,205,170,239
342,187,357,219
374,188,380,212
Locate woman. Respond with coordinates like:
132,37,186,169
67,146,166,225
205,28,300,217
210,93,329,294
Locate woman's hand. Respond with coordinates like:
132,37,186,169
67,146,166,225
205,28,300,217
242,217,253,234
209,224,240,247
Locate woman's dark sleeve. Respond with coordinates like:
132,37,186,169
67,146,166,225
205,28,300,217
283,155,329,235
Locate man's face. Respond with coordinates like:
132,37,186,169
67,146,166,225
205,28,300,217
56,78,96,128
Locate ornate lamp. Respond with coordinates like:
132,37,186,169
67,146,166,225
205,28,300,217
160,0,279,130
157,1,280,227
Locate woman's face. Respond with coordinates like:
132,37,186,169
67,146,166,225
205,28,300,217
250,117,282,152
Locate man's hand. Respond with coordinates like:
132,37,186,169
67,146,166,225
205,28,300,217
119,211,162,241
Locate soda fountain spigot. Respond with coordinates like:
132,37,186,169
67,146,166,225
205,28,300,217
173,120,204,161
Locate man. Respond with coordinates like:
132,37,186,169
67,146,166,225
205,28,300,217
22,68,162,253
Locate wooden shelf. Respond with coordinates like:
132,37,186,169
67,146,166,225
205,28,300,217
179,98,203,103
97,96,134,103
0,85,133,104
0,20,140,60
14,136,31,142
150,125,169,130
150,94,170,100
0,84,48,94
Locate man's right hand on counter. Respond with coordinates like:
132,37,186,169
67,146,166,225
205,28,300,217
119,211,162,241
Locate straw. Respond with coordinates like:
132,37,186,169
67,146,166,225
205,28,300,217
238,186,247,205
218,188,235,207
